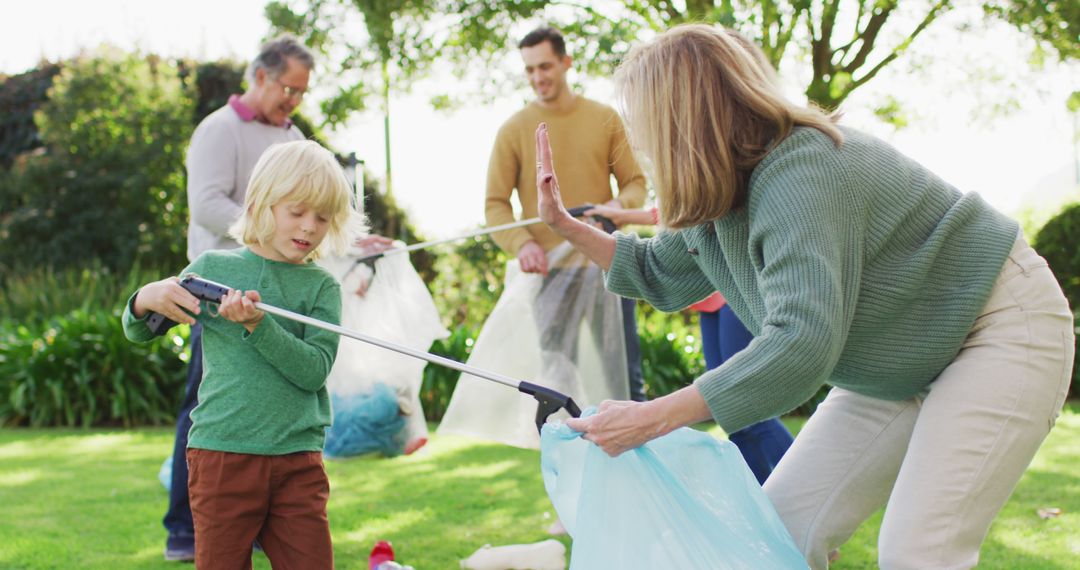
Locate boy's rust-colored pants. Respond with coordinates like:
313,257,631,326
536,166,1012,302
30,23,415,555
187,448,333,570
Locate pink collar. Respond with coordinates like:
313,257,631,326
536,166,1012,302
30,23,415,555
228,95,293,129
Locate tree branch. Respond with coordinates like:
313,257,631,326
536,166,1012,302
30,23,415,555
847,0,950,94
841,1,896,74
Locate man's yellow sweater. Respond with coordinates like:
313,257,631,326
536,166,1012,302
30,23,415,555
485,96,646,254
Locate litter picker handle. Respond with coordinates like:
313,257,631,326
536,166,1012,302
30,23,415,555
144,276,581,431
145,276,231,335
352,204,615,266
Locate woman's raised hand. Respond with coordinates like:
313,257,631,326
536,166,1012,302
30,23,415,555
535,123,572,229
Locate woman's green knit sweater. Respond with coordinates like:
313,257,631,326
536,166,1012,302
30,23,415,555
606,126,1019,432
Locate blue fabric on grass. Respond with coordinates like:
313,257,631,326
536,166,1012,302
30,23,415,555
324,383,406,458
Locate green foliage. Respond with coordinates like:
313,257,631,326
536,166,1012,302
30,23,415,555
265,0,542,125
985,0,1080,60
636,305,705,399
0,307,189,428
419,325,477,422
1033,202,1080,400
179,59,246,125
427,235,508,331
0,263,188,428
0,64,60,168
0,50,193,276
0,261,167,327
1034,202,1080,312
265,1,1075,117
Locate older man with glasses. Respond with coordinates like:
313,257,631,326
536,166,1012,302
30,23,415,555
163,34,313,563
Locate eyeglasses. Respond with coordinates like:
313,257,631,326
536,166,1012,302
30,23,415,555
274,79,307,101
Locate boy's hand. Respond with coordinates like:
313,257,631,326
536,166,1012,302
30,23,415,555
133,277,200,325
219,289,264,333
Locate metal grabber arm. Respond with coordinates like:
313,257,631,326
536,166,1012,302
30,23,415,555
146,276,581,433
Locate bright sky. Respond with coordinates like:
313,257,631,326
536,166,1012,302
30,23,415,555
6,0,1078,239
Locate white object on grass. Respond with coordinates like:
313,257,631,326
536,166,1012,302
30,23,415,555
460,539,566,570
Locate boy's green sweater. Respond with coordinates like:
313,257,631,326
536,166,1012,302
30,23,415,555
606,126,1019,433
123,248,341,455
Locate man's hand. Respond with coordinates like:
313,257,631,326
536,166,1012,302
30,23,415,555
517,240,549,276
133,277,200,325
354,234,395,256
218,289,264,333
351,234,395,297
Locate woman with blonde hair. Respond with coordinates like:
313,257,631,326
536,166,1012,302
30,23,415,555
536,24,1073,569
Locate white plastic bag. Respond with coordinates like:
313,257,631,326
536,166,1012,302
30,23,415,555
438,243,628,449
318,244,448,455
541,411,809,569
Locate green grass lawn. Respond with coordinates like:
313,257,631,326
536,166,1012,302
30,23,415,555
1,404,1077,569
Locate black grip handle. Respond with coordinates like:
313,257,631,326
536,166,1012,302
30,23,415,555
519,381,582,434
145,276,232,336
567,204,616,234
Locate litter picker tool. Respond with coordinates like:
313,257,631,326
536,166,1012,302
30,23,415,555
342,204,615,280
146,276,580,433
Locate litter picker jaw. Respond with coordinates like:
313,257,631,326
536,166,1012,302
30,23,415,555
145,276,582,433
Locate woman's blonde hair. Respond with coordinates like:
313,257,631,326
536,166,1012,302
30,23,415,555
229,140,365,261
614,24,843,229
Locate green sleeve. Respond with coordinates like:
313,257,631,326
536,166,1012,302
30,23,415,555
604,230,715,312
244,278,342,393
695,147,863,432
121,258,201,343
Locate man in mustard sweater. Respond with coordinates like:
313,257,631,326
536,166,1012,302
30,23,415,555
485,26,648,401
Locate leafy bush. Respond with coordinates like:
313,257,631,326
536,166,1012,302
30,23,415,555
0,307,189,428
636,304,705,399
427,237,509,332
0,64,60,168
420,325,476,422
0,261,169,327
1034,202,1080,310
0,50,194,276
1033,203,1080,399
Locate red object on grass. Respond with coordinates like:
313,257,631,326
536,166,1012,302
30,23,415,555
369,540,395,569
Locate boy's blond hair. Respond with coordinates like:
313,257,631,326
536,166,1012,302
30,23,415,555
229,140,364,261
614,24,843,229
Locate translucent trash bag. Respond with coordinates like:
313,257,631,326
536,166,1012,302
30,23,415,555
318,244,448,456
438,243,628,449
540,411,808,569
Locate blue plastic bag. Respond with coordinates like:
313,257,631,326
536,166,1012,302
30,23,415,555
158,455,172,492
541,410,808,569
324,383,407,458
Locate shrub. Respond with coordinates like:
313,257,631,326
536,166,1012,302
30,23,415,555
0,261,169,327
1034,202,1080,310
0,50,194,276
636,304,705,399
428,236,509,332
0,64,61,169
420,324,476,422
1033,202,1080,399
0,307,189,428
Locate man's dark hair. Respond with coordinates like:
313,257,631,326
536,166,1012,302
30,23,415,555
518,26,567,57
